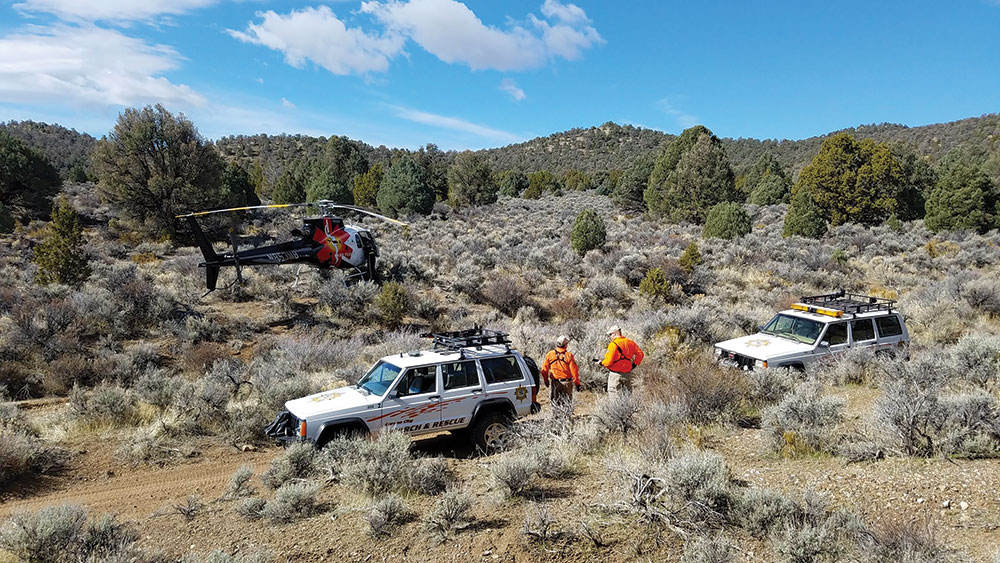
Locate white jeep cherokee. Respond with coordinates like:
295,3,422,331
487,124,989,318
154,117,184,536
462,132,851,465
714,291,909,370
264,328,541,451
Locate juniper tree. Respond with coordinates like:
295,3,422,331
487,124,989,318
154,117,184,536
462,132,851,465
447,151,497,207
377,157,434,217
570,208,606,256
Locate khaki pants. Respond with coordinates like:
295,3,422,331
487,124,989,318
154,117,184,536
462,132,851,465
607,371,633,395
550,379,574,404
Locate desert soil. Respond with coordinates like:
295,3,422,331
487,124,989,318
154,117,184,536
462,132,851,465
3,388,999,562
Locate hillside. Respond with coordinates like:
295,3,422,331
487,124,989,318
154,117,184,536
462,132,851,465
0,120,96,179
6,112,1000,183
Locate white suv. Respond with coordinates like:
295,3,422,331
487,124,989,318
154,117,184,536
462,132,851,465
714,291,909,370
265,329,541,451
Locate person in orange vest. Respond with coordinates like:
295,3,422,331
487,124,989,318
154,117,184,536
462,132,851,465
541,335,581,405
600,325,644,395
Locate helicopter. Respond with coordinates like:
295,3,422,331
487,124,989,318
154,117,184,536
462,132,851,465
176,200,406,293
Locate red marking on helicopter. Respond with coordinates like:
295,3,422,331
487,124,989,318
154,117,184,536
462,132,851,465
313,217,353,266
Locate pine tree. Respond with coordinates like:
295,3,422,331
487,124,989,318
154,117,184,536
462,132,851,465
498,170,529,197
222,161,260,207
570,208,606,256
447,151,497,207
678,242,701,273
377,157,434,217
34,195,90,286
645,130,737,223
352,163,384,207
925,150,997,233
611,155,653,210
797,133,905,227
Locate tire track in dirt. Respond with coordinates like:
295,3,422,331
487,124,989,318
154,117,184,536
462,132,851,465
0,449,275,519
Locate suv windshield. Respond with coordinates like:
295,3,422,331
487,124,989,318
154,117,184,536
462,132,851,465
357,361,402,395
761,313,824,345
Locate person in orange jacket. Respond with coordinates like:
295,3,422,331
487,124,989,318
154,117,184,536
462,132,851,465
541,335,581,405
600,325,644,395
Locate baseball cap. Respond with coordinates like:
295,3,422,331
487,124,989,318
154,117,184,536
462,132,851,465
556,335,570,346
606,325,622,335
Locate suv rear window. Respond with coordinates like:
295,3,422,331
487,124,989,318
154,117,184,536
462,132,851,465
443,360,480,390
875,315,903,338
851,319,876,342
480,356,522,384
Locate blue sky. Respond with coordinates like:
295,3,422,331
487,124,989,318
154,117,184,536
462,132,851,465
0,0,998,149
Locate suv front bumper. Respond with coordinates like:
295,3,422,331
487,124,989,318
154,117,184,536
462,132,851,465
264,410,305,444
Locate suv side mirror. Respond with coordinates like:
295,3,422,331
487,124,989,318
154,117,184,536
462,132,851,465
819,341,830,348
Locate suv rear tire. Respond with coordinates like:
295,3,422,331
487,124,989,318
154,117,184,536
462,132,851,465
471,410,510,453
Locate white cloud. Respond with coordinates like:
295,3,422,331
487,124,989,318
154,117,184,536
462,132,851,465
390,104,520,142
362,0,602,71
233,1,603,76
255,77,264,84
229,6,405,75
657,98,699,130
13,0,219,23
0,25,205,108
499,78,525,101
540,0,589,26
281,97,295,109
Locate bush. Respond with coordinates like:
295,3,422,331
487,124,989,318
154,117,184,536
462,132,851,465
480,277,529,317
260,442,319,489
748,173,791,206
593,391,642,437
337,431,446,496
0,505,142,563
950,334,1000,390
762,382,844,457
222,465,256,499
525,170,560,199
570,208,607,256
423,489,473,544
235,498,266,521
260,482,321,522
783,186,827,239
447,151,497,207
0,427,68,486
734,488,799,538
375,282,410,328
660,359,747,424
363,494,411,537
0,131,61,225
681,536,735,563
352,163,383,207
869,519,957,563
702,202,751,240
638,267,682,304
70,382,137,424
490,449,538,498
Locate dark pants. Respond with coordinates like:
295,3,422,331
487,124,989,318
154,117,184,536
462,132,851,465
550,379,574,404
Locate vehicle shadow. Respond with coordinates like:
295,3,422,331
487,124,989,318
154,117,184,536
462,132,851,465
410,431,480,459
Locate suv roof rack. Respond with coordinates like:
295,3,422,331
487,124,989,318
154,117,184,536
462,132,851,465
421,327,512,354
795,289,895,316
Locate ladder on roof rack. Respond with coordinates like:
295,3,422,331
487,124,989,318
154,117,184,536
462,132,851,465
798,289,896,315
421,327,512,352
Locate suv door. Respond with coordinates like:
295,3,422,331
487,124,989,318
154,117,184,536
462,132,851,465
379,365,441,435
819,321,849,356
438,359,483,430
480,355,531,413
849,319,877,348
874,314,906,352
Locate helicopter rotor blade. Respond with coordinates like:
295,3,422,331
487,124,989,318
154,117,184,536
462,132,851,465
318,202,409,226
175,203,311,219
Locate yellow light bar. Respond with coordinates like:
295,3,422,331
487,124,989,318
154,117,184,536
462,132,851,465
790,303,843,318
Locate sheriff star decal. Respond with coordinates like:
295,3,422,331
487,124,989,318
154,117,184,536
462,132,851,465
745,338,771,347
514,386,527,402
